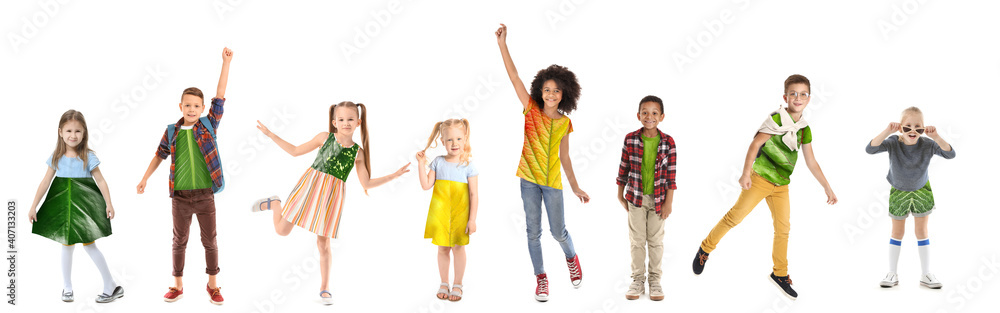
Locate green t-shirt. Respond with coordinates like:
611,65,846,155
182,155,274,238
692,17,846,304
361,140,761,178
641,133,660,195
174,129,213,190
752,113,812,186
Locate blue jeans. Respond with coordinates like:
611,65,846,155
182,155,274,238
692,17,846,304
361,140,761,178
520,178,577,275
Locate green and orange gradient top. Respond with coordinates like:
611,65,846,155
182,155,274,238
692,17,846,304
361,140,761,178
517,100,573,190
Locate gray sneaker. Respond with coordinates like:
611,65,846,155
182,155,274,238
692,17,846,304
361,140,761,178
625,279,644,300
648,280,664,301
62,290,74,302
96,286,124,303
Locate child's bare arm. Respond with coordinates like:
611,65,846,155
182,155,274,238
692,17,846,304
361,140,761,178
137,155,163,194
739,132,772,190
91,167,115,219
27,166,56,223
559,134,590,203
660,189,674,219
257,121,326,157
354,150,410,191
415,151,436,190
801,143,837,205
495,24,531,110
217,47,233,99
466,175,478,235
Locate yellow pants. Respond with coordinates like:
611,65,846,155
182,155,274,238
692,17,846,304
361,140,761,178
700,174,791,276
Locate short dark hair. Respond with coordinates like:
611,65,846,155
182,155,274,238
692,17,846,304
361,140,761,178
530,64,581,115
181,87,204,101
639,95,663,113
784,74,810,93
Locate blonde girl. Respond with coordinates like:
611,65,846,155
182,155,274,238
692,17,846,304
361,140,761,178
415,119,479,302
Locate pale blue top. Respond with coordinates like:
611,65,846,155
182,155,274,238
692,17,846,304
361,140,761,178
430,156,478,184
46,151,100,178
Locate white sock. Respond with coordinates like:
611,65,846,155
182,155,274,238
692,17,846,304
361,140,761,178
917,238,931,275
888,237,902,273
61,245,75,292
83,243,117,295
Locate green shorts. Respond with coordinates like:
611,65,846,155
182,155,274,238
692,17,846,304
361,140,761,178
888,181,934,220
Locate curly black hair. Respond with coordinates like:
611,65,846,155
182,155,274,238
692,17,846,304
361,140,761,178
529,64,581,115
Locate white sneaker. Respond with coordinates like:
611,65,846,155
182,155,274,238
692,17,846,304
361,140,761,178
879,272,898,288
920,273,942,289
625,279,644,300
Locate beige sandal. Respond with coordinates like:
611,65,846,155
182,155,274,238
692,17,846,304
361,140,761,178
436,283,449,300
449,284,463,302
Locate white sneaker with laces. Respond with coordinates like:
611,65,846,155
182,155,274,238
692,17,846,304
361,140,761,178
880,272,898,288
920,273,942,289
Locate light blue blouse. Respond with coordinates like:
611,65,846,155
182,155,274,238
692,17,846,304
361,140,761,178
47,151,100,178
430,156,478,184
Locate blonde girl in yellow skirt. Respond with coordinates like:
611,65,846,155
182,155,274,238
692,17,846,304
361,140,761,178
415,119,479,302
252,101,410,305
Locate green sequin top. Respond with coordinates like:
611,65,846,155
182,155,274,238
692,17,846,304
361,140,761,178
311,133,360,181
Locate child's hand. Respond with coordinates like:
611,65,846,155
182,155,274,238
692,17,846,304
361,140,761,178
222,47,233,63
618,197,628,212
136,180,147,194
573,187,590,204
824,188,838,205
739,174,752,190
495,23,507,44
256,120,274,138
659,205,672,220
27,208,37,224
925,126,939,138
107,205,115,219
415,151,428,164
886,122,901,134
393,162,412,178
465,220,477,235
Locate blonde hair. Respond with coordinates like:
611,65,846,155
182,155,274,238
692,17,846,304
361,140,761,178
51,110,92,171
898,106,924,142
422,119,472,166
330,101,371,191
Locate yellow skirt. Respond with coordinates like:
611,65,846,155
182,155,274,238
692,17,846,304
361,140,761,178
424,180,470,246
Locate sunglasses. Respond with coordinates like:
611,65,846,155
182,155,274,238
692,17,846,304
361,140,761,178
901,126,924,134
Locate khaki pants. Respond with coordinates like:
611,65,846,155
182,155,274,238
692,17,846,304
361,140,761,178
628,194,664,282
700,174,791,276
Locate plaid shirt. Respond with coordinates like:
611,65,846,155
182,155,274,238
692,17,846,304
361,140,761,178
616,128,676,213
155,98,225,197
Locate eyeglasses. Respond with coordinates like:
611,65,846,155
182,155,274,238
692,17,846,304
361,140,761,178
786,92,810,100
901,126,924,134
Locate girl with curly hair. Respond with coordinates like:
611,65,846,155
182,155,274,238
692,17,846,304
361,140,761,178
495,23,590,302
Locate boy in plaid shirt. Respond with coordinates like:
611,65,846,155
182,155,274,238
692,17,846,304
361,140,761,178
616,95,677,301
137,47,233,305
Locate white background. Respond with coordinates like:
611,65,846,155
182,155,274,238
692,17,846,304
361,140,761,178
2,1,997,312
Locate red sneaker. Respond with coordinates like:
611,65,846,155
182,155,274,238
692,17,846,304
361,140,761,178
567,254,583,287
535,273,549,302
207,285,224,305
163,287,183,302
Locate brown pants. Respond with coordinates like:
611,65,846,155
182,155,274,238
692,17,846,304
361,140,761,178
171,188,220,277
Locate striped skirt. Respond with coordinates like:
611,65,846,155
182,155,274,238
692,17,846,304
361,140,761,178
280,167,347,238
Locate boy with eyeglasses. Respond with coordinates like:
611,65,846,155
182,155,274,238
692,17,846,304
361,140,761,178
691,74,838,299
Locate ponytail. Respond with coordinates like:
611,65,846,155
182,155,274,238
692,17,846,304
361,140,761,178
422,118,472,166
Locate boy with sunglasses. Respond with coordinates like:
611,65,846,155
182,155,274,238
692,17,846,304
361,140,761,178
691,74,838,300
866,106,955,289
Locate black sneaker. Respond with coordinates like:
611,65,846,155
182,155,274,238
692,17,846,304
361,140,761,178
769,273,797,299
692,248,710,275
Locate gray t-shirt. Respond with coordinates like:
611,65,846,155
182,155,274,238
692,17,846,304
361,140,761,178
866,135,955,191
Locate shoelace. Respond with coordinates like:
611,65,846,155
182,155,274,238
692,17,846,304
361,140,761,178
567,259,581,278
210,287,222,296
698,253,709,266
168,287,180,294
784,276,793,285
537,277,549,293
